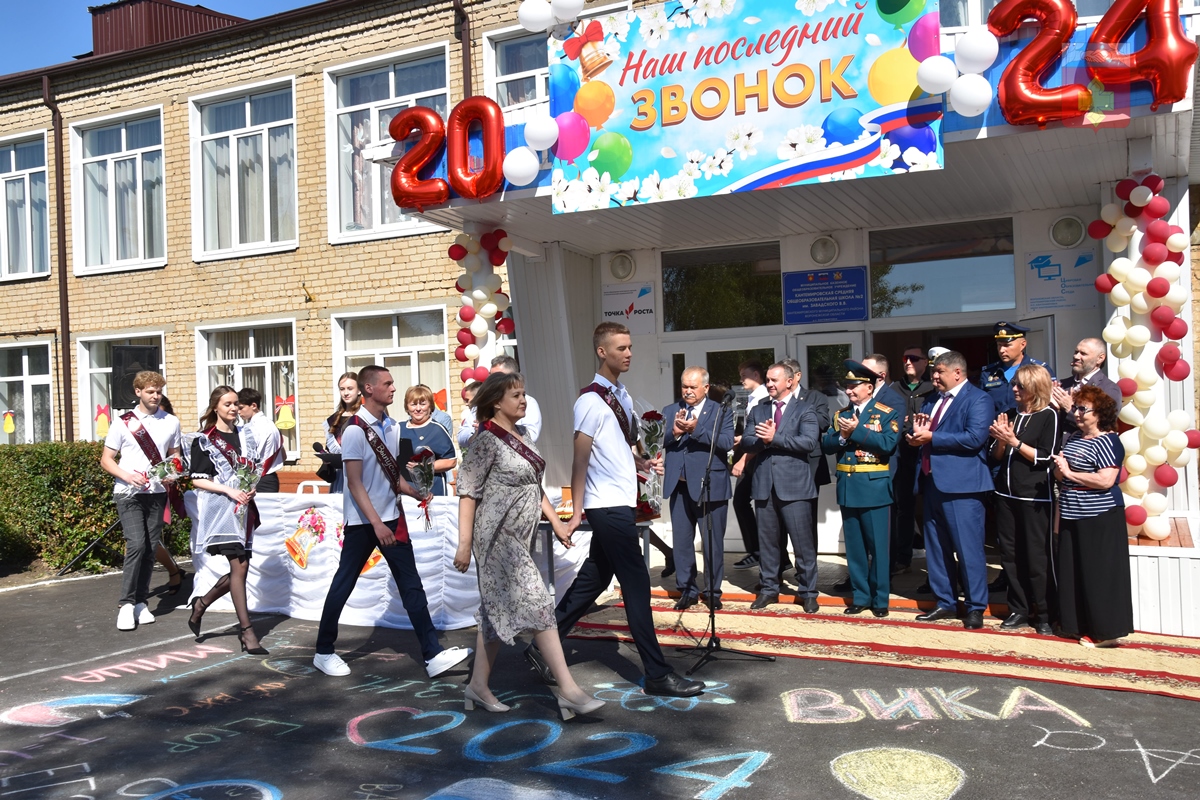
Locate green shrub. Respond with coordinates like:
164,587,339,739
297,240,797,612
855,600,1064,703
0,442,190,571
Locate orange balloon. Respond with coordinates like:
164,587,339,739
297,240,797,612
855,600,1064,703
574,80,615,128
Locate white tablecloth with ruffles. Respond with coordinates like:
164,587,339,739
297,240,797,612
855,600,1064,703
187,493,589,631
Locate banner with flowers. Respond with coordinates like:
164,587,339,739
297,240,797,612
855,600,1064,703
547,0,943,213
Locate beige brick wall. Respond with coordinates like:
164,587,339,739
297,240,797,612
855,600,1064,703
0,0,530,473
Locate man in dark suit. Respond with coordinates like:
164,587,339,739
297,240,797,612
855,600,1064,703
661,367,735,611
741,362,822,612
782,358,830,583
905,351,994,629
889,346,936,574
1051,337,1121,441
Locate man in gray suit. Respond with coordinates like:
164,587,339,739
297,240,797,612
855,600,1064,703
741,362,822,612
1051,338,1122,442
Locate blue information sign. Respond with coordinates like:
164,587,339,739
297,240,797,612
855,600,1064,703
783,267,869,326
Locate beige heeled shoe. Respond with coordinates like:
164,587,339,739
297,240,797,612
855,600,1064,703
464,685,510,713
552,687,605,721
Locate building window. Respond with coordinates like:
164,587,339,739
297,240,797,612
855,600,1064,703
492,32,549,111
337,309,449,416
0,136,49,278
869,219,1016,318
944,0,1113,27
332,51,448,236
662,242,783,332
200,323,298,457
79,336,164,440
76,112,165,271
196,86,296,255
0,344,52,444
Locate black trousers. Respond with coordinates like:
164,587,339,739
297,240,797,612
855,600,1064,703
733,459,758,555
555,506,671,680
995,495,1054,620
891,453,919,568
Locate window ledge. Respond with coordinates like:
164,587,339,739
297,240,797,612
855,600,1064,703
193,242,299,264
0,271,52,285
330,222,447,246
74,259,167,277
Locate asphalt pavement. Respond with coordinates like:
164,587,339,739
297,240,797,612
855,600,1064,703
2,569,1199,800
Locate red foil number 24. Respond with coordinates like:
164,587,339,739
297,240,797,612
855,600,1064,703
987,0,1197,126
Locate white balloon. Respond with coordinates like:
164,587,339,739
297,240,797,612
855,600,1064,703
1163,285,1188,310
1168,448,1195,467
483,273,503,293
497,237,512,252
471,286,492,303
1124,454,1148,475
477,302,498,319
1118,403,1145,426
1101,325,1126,345
1144,445,1169,466
1143,414,1170,439
954,28,1000,74
1166,232,1189,252
493,292,511,313
1110,341,1133,359
551,0,586,22
455,233,471,247
1117,359,1140,380
1100,203,1123,225
1120,428,1143,455
1122,475,1149,497
1107,257,1133,281
1164,429,1190,452
461,252,482,273
1143,516,1172,540
1153,262,1181,282
1132,389,1157,409
461,293,476,310
469,316,489,338
1129,185,1154,207
1125,324,1151,348
1105,231,1129,252
464,343,481,361
503,146,542,187
465,237,481,254
523,116,560,150
1125,267,1152,292
1143,492,1169,516
947,73,993,117
916,56,959,95
1109,283,1132,306
1130,292,1152,315
517,0,555,31
1168,409,1193,430
1114,216,1137,236
1135,365,1159,389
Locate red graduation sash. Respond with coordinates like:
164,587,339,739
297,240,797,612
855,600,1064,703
202,427,260,539
349,416,405,495
580,383,638,445
481,419,545,477
121,411,184,518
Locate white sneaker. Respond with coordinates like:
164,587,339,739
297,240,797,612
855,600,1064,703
426,646,472,678
313,652,351,676
116,603,136,631
135,603,155,624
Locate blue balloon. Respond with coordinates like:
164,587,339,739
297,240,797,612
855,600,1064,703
822,107,864,146
887,124,937,156
549,64,581,118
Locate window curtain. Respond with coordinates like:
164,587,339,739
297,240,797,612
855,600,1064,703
83,162,110,267
30,172,47,273
237,134,264,245
113,157,138,261
5,178,26,273
254,325,293,358
207,329,250,361
940,0,968,26
141,151,164,259
31,384,50,443
202,139,232,251
268,125,295,242
338,110,372,231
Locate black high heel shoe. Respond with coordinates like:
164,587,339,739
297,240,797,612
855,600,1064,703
239,625,269,655
167,568,188,596
187,596,207,638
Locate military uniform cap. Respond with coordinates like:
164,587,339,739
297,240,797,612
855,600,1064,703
840,360,881,386
993,321,1030,340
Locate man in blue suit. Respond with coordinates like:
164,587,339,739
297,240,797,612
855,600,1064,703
662,367,735,611
905,351,994,629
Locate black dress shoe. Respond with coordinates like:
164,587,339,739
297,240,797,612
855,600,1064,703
833,578,852,593
999,612,1029,630
916,582,932,594
674,595,698,611
749,592,778,610
963,610,984,629
524,644,557,686
1033,621,1054,636
798,597,820,614
871,607,889,618
916,606,956,622
661,558,676,579
703,596,723,611
843,604,868,615
643,672,704,698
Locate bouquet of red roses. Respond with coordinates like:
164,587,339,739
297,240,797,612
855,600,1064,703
408,447,436,530
144,455,184,489
232,455,261,530
637,410,665,520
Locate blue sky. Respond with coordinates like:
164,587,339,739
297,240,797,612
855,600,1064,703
1,0,315,76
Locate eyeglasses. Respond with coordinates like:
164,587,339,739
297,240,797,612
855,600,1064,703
1070,406,1093,415
1011,382,1025,391
903,354,927,362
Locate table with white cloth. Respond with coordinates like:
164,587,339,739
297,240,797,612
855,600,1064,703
187,493,590,631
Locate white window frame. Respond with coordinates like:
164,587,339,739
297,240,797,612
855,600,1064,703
189,77,299,263
0,130,51,282
331,305,452,421
75,332,167,442
946,0,1116,31
194,318,300,460
0,340,54,445
323,43,452,245
70,106,167,276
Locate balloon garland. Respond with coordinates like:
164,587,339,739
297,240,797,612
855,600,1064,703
915,27,1001,118
449,229,514,384
1085,174,1199,540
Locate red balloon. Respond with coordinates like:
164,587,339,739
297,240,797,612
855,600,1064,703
1165,318,1189,340
459,305,476,322
454,345,468,363
479,233,498,251
1087,220,1113,239
472,366,491,382
1141,173,1166,194
1186,429,1200,449
1094,273,1118,293
1144,195,1171,219
456,328,475,346
1118,466,1130,485
493,228,508,240
1125,505,1148,526
1115,178,1139,200
446,96,506,200
448,244,468,261
1141,242,1168,266
1164,359,1191,381
454,279,466,293
495,318,516,335
1150,305,1177,329
1117,378,1138,398
1168,224,1186,236
388,106,450,212
1167,249,1185,264
1146,277,1171,297
1145,219,1171,242
489,248,507,266
461,368,475,383
1153,463,1179,488
1124,201,1144,219
1157,343,1182,363
989,0,1090,125
1087,0,1198,109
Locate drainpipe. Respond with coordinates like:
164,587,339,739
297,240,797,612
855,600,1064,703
453,0,473,97
41,75,74,441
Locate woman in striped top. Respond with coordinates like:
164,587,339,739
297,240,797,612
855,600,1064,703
988,364,1060,635
1051,385,1132,647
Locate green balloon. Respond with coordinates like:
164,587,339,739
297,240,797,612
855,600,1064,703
588,132,633,181
877,0,925,29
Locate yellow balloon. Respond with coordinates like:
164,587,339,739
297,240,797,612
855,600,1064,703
868,47,921,106
574,80,616,128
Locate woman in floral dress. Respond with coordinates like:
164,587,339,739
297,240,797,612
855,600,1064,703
454,371,604,720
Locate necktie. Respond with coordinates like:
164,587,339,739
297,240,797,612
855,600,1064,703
920,393,950,476
773,400,784,427
685,406,694,421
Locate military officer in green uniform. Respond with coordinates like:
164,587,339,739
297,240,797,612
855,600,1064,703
822,360,901,617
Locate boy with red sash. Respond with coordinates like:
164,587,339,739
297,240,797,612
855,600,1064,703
100,371,181,631
526,322,703,698
312,364,471,678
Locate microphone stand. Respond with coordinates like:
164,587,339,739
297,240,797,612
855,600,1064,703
684,394,776,675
